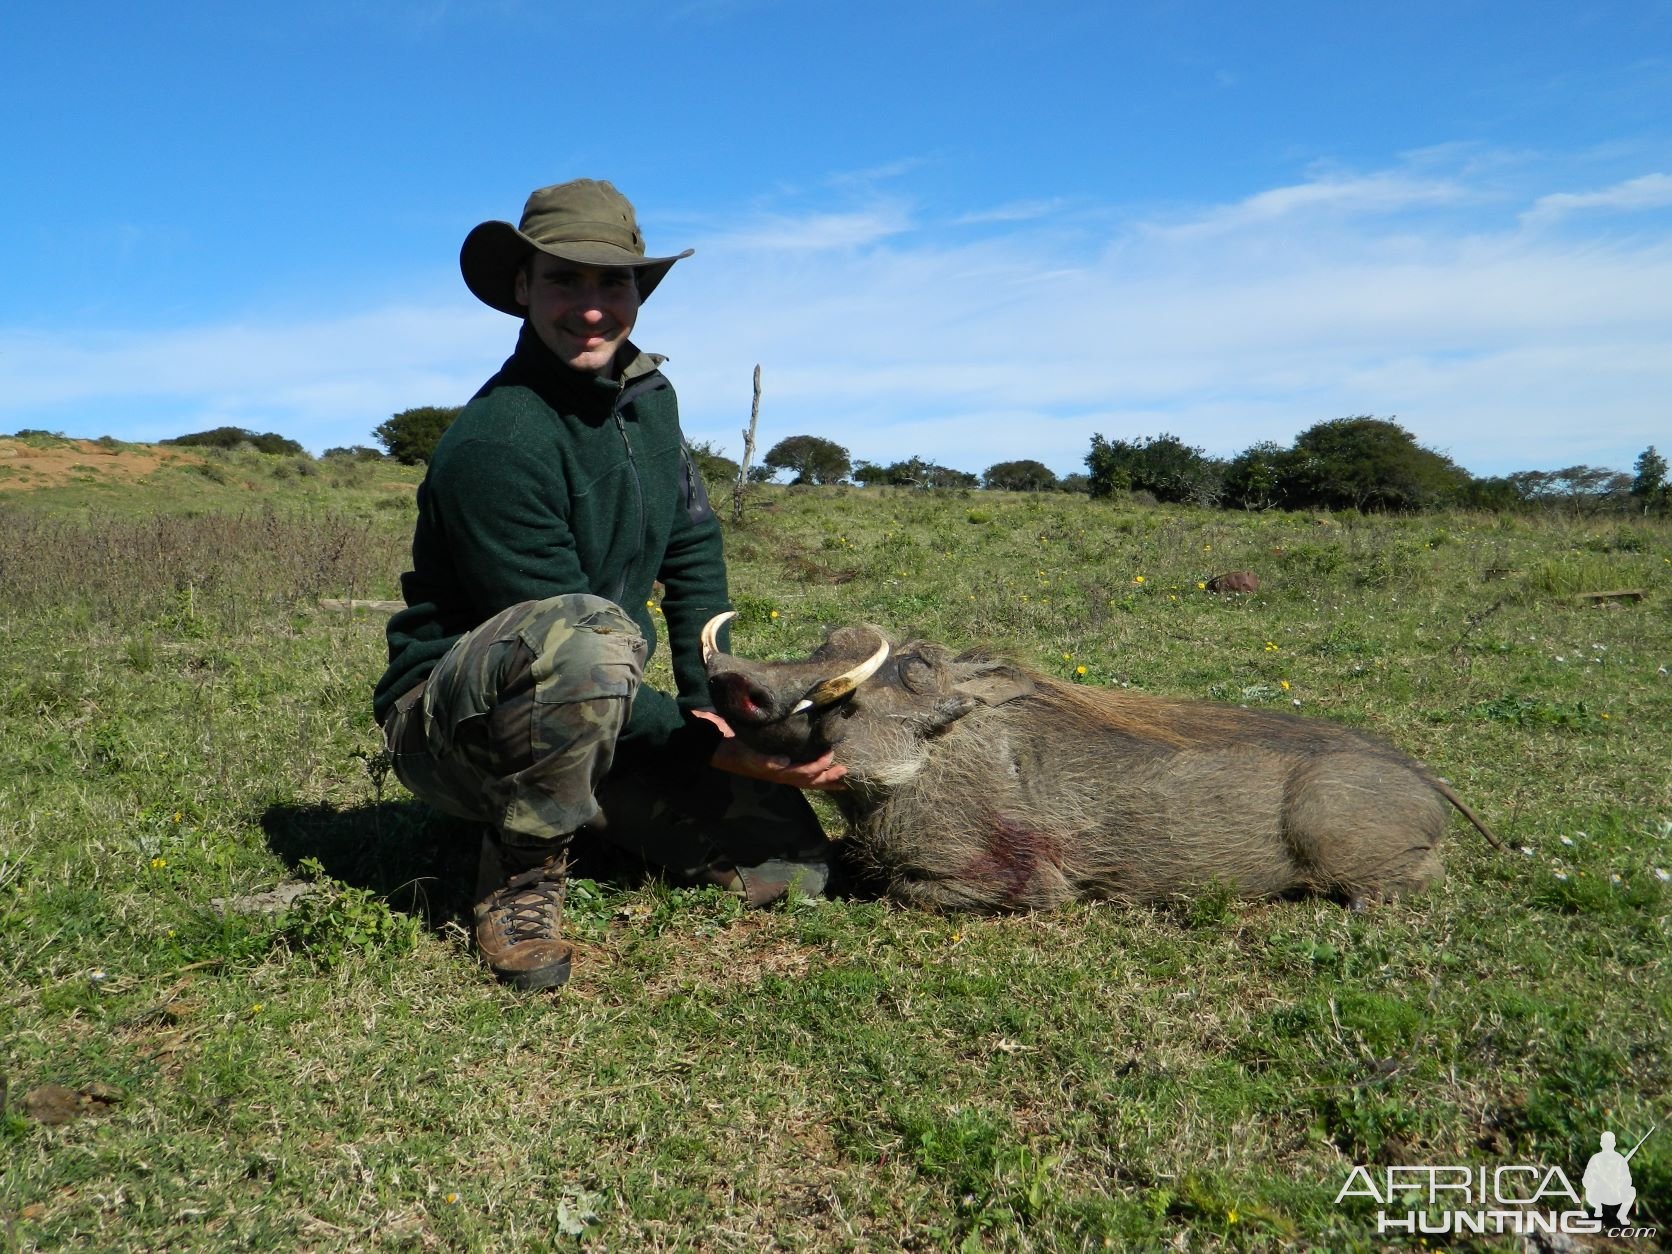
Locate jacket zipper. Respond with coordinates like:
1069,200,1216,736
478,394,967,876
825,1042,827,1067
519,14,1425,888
609,377,648,605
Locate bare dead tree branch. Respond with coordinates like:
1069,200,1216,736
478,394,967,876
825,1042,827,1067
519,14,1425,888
732,364,761,525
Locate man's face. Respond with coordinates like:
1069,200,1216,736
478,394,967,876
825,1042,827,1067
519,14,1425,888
514,256,640,375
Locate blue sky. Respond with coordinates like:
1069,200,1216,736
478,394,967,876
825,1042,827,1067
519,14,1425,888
3,1,1669,479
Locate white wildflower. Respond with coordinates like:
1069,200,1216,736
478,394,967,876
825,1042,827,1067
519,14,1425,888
1654,868,1670,882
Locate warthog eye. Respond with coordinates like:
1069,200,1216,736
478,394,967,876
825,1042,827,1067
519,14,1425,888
899,653,936,693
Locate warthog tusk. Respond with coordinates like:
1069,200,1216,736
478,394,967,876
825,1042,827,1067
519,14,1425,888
700,611,737,665
794,637,891,713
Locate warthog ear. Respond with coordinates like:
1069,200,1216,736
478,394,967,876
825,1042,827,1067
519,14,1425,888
950,663,1035,708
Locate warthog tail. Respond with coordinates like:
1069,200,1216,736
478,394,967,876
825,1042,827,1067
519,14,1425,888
1432,779,1505,851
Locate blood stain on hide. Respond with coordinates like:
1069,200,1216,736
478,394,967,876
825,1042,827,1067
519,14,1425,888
960,816,1059,904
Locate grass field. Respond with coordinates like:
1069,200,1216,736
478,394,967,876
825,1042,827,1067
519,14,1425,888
2,439,1669,1251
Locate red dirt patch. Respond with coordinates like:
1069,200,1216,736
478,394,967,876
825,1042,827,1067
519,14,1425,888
0,438,205,491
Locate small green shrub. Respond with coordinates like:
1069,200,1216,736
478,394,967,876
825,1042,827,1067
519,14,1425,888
1469,694,1599,729
1280,542,1345,575
280,861,420,970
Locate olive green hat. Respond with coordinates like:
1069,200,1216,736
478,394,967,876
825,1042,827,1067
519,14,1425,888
460,179,694,316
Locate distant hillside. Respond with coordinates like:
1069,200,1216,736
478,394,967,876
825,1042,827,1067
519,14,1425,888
0,434,423,517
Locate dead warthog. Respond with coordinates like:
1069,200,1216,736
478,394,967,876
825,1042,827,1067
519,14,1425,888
702,615,1501,912
1205,570,1260,594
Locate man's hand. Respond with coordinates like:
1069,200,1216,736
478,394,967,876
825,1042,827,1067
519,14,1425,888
691,709,847,791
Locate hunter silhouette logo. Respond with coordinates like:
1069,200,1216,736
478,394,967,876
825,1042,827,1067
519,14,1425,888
1584,1126,1653,1224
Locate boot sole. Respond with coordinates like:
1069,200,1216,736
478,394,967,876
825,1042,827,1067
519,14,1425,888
494,950,573,991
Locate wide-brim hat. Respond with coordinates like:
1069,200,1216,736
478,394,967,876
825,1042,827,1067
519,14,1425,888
460,178,694,317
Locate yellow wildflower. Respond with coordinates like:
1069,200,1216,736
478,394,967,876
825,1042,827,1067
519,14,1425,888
149,857,167,869
1280,680,1291,691
1076,666,1087,676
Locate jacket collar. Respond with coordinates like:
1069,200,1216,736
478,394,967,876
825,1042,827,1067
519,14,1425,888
502,324,667,417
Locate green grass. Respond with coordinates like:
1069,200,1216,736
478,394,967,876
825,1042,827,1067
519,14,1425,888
2,476,1669,1250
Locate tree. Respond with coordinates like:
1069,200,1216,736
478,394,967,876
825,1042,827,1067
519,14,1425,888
685,440,739,494
322,445,386,461
1282,416,1470,512
982,459,1058,492
163,426,305,456
919,462,979,489
1086,432,1223,504
1631,446,1669,514
762,434,851,484
851,460,887,487
854,456,976,488
1221,441,1293,511
374,406,462,465
1456,475,1523,512
1505,465,1631,515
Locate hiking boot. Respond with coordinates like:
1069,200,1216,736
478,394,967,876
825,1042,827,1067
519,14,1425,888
474,831,575,991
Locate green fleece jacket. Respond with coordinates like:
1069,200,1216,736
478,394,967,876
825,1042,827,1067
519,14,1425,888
374,325,730,766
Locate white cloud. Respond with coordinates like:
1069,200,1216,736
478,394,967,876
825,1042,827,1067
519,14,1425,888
657,165,1672,477
1521,172,1672,228
712,205,915,252
1145,171,1470,240
4,156,1669,477
954,199,1067,226
0,300,507,451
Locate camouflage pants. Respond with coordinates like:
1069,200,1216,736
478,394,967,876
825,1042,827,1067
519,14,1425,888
383,594,830,898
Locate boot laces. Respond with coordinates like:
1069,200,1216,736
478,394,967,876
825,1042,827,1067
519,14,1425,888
491,857,569,943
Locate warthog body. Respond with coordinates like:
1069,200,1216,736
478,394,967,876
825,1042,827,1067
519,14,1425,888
1206,570,1260,594
704,620,1499,912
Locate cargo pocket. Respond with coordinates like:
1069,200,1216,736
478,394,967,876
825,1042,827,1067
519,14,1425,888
523,601,645,757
